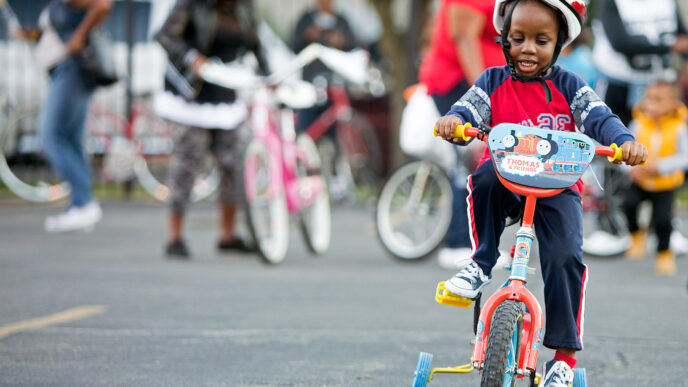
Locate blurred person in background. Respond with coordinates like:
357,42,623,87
417,0,506,269
154,0,266,259
592,0,688,125
622,81,688,276
557,28,596,87
39,0,112,233
292,0,357,83
291,0,358,198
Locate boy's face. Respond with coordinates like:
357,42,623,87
507,1,560,77
643,84,679,120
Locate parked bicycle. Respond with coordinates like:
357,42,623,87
292,44,384,203
0,84,218,203
410,123,627,386
375,84,479,262
0,95,67,202
200,50,332,264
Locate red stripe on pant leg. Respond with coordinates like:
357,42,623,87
576,265,588,349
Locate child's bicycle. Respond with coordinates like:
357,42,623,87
412,122,625,387
200,54,331,264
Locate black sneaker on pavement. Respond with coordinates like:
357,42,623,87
217,238,255,253
444,261,491,299
166,240,190,258
541,359,574,387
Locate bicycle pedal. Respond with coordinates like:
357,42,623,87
435,282,471,308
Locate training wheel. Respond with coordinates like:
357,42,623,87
573,368,587,387
412,352,433,387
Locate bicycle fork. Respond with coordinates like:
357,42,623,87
472,194,544,378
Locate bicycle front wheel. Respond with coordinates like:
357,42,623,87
242,139,289,264
375,160,452,261
481,300,523,387
296,134,331,255
0,104,69,202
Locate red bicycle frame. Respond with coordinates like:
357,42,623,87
458,125,619,377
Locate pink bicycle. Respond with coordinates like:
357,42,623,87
201,58,331,264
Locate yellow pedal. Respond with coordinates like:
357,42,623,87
435,282,472,308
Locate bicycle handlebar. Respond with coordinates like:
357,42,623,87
433,123,642,166
200,42,373,92
432,122,480,142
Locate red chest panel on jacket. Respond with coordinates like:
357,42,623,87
491,79,575,132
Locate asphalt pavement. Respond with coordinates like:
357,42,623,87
0,199,687,386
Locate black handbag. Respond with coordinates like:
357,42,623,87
47,0,118,86
78,28,118,87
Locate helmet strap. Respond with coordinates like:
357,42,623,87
499,0,568,104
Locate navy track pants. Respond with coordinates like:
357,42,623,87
466,162,588,350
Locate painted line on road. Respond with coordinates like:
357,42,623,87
0,305,107,340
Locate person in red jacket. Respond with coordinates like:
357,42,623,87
418,0,506,269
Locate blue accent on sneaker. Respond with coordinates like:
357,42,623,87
443,261,491,299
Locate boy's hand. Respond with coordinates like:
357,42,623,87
434,115,464,142
620,141,648,166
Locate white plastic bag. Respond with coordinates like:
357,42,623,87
399,85,456,170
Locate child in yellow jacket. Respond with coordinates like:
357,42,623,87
623,81,688,275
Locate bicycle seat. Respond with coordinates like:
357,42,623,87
487,124,595,190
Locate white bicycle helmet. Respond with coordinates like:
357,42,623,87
492,0,587,102
493,0,586,47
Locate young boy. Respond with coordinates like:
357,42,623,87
623,81,688,275
434,0,648,385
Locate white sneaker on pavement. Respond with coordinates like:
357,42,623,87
494,249,513,270
45,201,102,233
437,247,473,269
439,247,512,271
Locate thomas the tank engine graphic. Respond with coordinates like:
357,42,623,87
496,131,592,174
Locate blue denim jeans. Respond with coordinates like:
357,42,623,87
40,56,95,207
432,80,472,249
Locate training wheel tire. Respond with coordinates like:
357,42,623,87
412,352,433,387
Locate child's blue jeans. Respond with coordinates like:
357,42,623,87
468,161,588,351
40,56,95,208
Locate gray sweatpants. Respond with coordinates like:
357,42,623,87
168,126,249,215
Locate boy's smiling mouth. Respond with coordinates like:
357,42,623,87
516,59,538,75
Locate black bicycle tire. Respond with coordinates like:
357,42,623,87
481,300,523,387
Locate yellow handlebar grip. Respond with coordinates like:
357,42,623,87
454,122,472,142
608,143,623,163
434,122,472,140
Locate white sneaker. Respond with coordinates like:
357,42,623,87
45,201,102,233
540,360,574,387
437,247,473,269
444,261,491,299
494,249,513,270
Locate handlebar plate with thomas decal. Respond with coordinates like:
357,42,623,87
435,122,626,190
487,124,596,189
